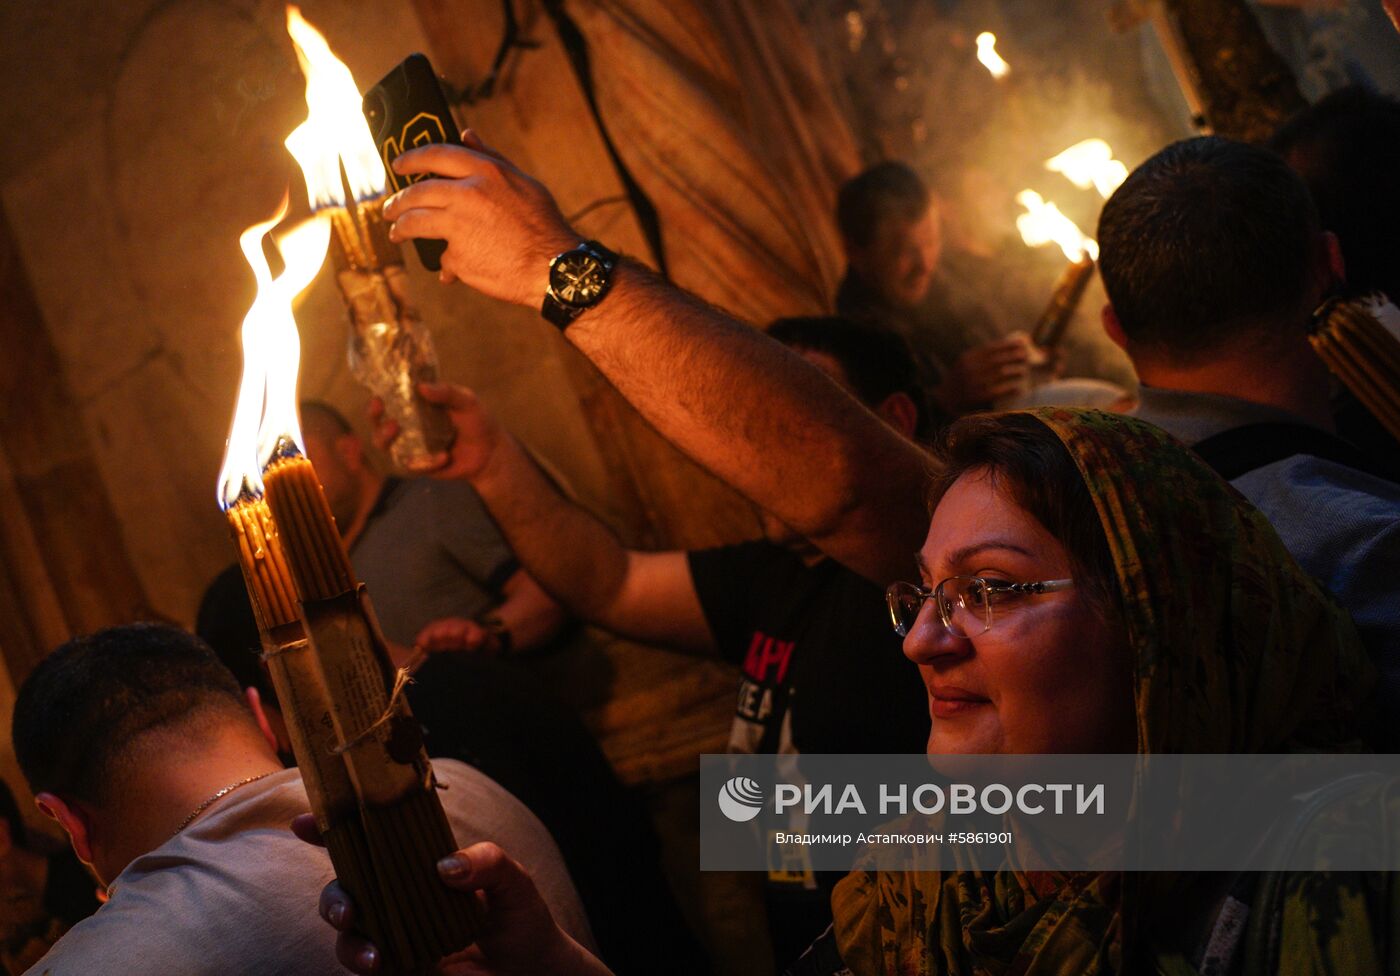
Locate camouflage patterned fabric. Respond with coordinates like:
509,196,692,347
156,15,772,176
831,408,1379,975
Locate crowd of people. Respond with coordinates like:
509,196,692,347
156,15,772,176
4,76,1399,976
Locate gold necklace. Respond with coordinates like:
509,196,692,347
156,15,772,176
173,771,276,835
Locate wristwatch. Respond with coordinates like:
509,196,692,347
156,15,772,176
541,240,619,330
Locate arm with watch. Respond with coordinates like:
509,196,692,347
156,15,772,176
412,567,566,658
382,131,932,585
371,380,720,655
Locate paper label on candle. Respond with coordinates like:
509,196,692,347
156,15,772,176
301,589,426,805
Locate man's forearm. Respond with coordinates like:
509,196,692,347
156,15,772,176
492,571,566,653
383,142,932,582
565,262,933,583
468,439,713,651
468,431,648,634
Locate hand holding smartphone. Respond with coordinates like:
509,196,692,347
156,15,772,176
363,53,463,271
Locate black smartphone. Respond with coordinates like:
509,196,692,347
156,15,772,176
362,53,464,271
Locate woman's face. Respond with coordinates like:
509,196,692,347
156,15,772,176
906,469,1136,755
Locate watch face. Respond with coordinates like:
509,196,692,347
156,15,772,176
550,252,609,307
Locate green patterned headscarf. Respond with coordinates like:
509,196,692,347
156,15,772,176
831,408,1376,975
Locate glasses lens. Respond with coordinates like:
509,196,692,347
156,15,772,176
886,582,923,636
940,577,993,639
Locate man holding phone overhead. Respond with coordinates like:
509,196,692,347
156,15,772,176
378,131,933,588
363,53,464,270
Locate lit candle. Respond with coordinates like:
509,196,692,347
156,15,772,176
284,6,453,474
217,187,476,972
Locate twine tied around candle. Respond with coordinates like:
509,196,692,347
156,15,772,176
331,667,415,756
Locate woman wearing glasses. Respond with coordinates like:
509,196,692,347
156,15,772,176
823,408,1381,975
314,408,1384,976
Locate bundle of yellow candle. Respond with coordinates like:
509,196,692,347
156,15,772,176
225,494,398,958
1311,294,1400,442
254,454,479,971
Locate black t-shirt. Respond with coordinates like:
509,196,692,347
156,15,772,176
688,539,929,756
689,540,929,968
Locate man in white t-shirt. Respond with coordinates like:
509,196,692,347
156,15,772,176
9,622,592,975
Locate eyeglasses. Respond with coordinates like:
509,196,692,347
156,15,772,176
886,576,1074,639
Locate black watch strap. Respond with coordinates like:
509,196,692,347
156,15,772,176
541,240,619,330
542,291,582,329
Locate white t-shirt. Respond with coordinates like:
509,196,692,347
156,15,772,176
25,759,593,975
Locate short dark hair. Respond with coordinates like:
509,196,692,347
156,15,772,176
768,315,931,440
926,413,1121,618
1097,136,1321,361
837,161,931,250
1271,85,1400,303
299,400,354,443
0,779,27,849
12,623,251,805
196,564,276,705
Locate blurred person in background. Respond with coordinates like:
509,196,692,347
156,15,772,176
298,400,565,657
1272,84,1400,462
835,161,1039,424
0,780,98,975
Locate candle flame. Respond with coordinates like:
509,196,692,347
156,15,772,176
976,32,1010,79
1016,190,1098,263
217,197,330,509
283,5,386,210
1045,138,1128,199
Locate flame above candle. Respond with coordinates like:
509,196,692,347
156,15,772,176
283,5,386,210
1015,190,1098,263
976,32,1010,79
217,197,330,509
1045,139,1128,199
218,7,383,509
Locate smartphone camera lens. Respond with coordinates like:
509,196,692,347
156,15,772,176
363,90,387,131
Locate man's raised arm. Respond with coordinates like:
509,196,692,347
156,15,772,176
383,134,932,583
376,387,717,655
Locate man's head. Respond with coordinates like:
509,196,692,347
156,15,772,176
11,623,268,881
299,400,375,529
1097,136,1335,369
1272,85,1400,304
769,316,928,441
762,316,926,549
838,162,942,310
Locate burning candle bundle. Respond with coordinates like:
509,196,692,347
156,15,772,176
213,11,482,972
218,200,477,975
283,7,453,474
1015,189,1100,351
1016,140,1126,350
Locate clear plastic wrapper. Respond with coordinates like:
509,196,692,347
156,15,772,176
330,203,455,472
